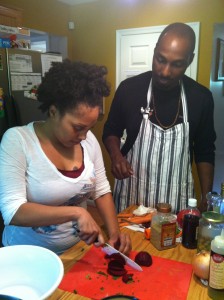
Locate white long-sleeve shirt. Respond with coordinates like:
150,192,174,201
0,122,111,253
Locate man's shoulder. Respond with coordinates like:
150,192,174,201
119,71,152,88
183,75,212,96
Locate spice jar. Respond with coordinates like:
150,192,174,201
197,211,224,253
150,203,177,250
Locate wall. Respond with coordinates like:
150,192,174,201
1,0,224,198
0,0,73,57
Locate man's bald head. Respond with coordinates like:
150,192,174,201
157,23,196,54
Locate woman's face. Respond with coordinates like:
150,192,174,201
50,103,100,148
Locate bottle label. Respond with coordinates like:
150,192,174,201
161,222,176,247
209,251,224,289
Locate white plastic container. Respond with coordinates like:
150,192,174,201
208,229,224,299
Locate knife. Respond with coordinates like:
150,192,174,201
72,224,142,271
120,218,148,229
101,243,143,272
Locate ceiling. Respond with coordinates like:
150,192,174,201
57,0,100,5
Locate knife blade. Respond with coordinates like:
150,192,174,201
120,218,148,229
101,243,143,272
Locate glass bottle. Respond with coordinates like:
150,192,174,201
208,229,224,300
177,198,201,229
197,211,224,252
206,191,221,212
150,203,177,250
220,182,224,215
181,200,201,249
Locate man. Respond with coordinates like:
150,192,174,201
102,23,216,214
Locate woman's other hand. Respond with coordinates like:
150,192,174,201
108,232,132,256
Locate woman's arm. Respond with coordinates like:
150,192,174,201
95,193,132,255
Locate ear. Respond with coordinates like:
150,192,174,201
188,53,195,66
49,105,57,117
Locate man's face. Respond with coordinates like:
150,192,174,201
152,33,194,90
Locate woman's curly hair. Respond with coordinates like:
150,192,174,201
37,59,110,115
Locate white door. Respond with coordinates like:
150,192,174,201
116,22,200,87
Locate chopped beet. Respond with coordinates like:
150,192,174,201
107,267,127,276
107,260,127,276
122,273,134,283
105,253,126,265
134,251,152,267
108,260,124,270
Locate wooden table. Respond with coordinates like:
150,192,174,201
47,205,211,300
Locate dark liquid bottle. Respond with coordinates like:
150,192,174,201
182,214,200,249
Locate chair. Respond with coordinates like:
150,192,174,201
13,95,47,125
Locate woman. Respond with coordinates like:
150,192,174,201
0,59,131,255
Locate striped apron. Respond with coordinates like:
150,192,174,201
114,80,194,213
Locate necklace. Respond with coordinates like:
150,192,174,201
151,90,181,129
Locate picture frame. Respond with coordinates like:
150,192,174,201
215,38,224,81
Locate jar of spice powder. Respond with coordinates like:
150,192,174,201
150,203,177,250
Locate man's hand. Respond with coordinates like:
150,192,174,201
103,135,133,179
111,155,133,179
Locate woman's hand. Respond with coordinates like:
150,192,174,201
76,209,104,246
108,232,132,256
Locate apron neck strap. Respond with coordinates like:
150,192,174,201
147,79,188,122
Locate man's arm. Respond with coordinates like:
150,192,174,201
196,162,214,212
103,136,133,179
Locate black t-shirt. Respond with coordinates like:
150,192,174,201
149,85,183,129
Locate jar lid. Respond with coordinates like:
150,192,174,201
156,203,171,213
188,198,197,207
202,211,224,223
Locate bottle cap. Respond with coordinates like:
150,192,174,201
188,198,197,207
156,203,171,213
214,229,224,248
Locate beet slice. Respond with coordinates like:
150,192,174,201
107,259,127,276
105,253,126,265
108,260,124,270
107,267,127,276
134,251,152,266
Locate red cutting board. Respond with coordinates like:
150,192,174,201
59,246,193,300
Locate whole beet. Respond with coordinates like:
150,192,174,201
135,251,152,266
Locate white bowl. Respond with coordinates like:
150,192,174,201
0,245,64,300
